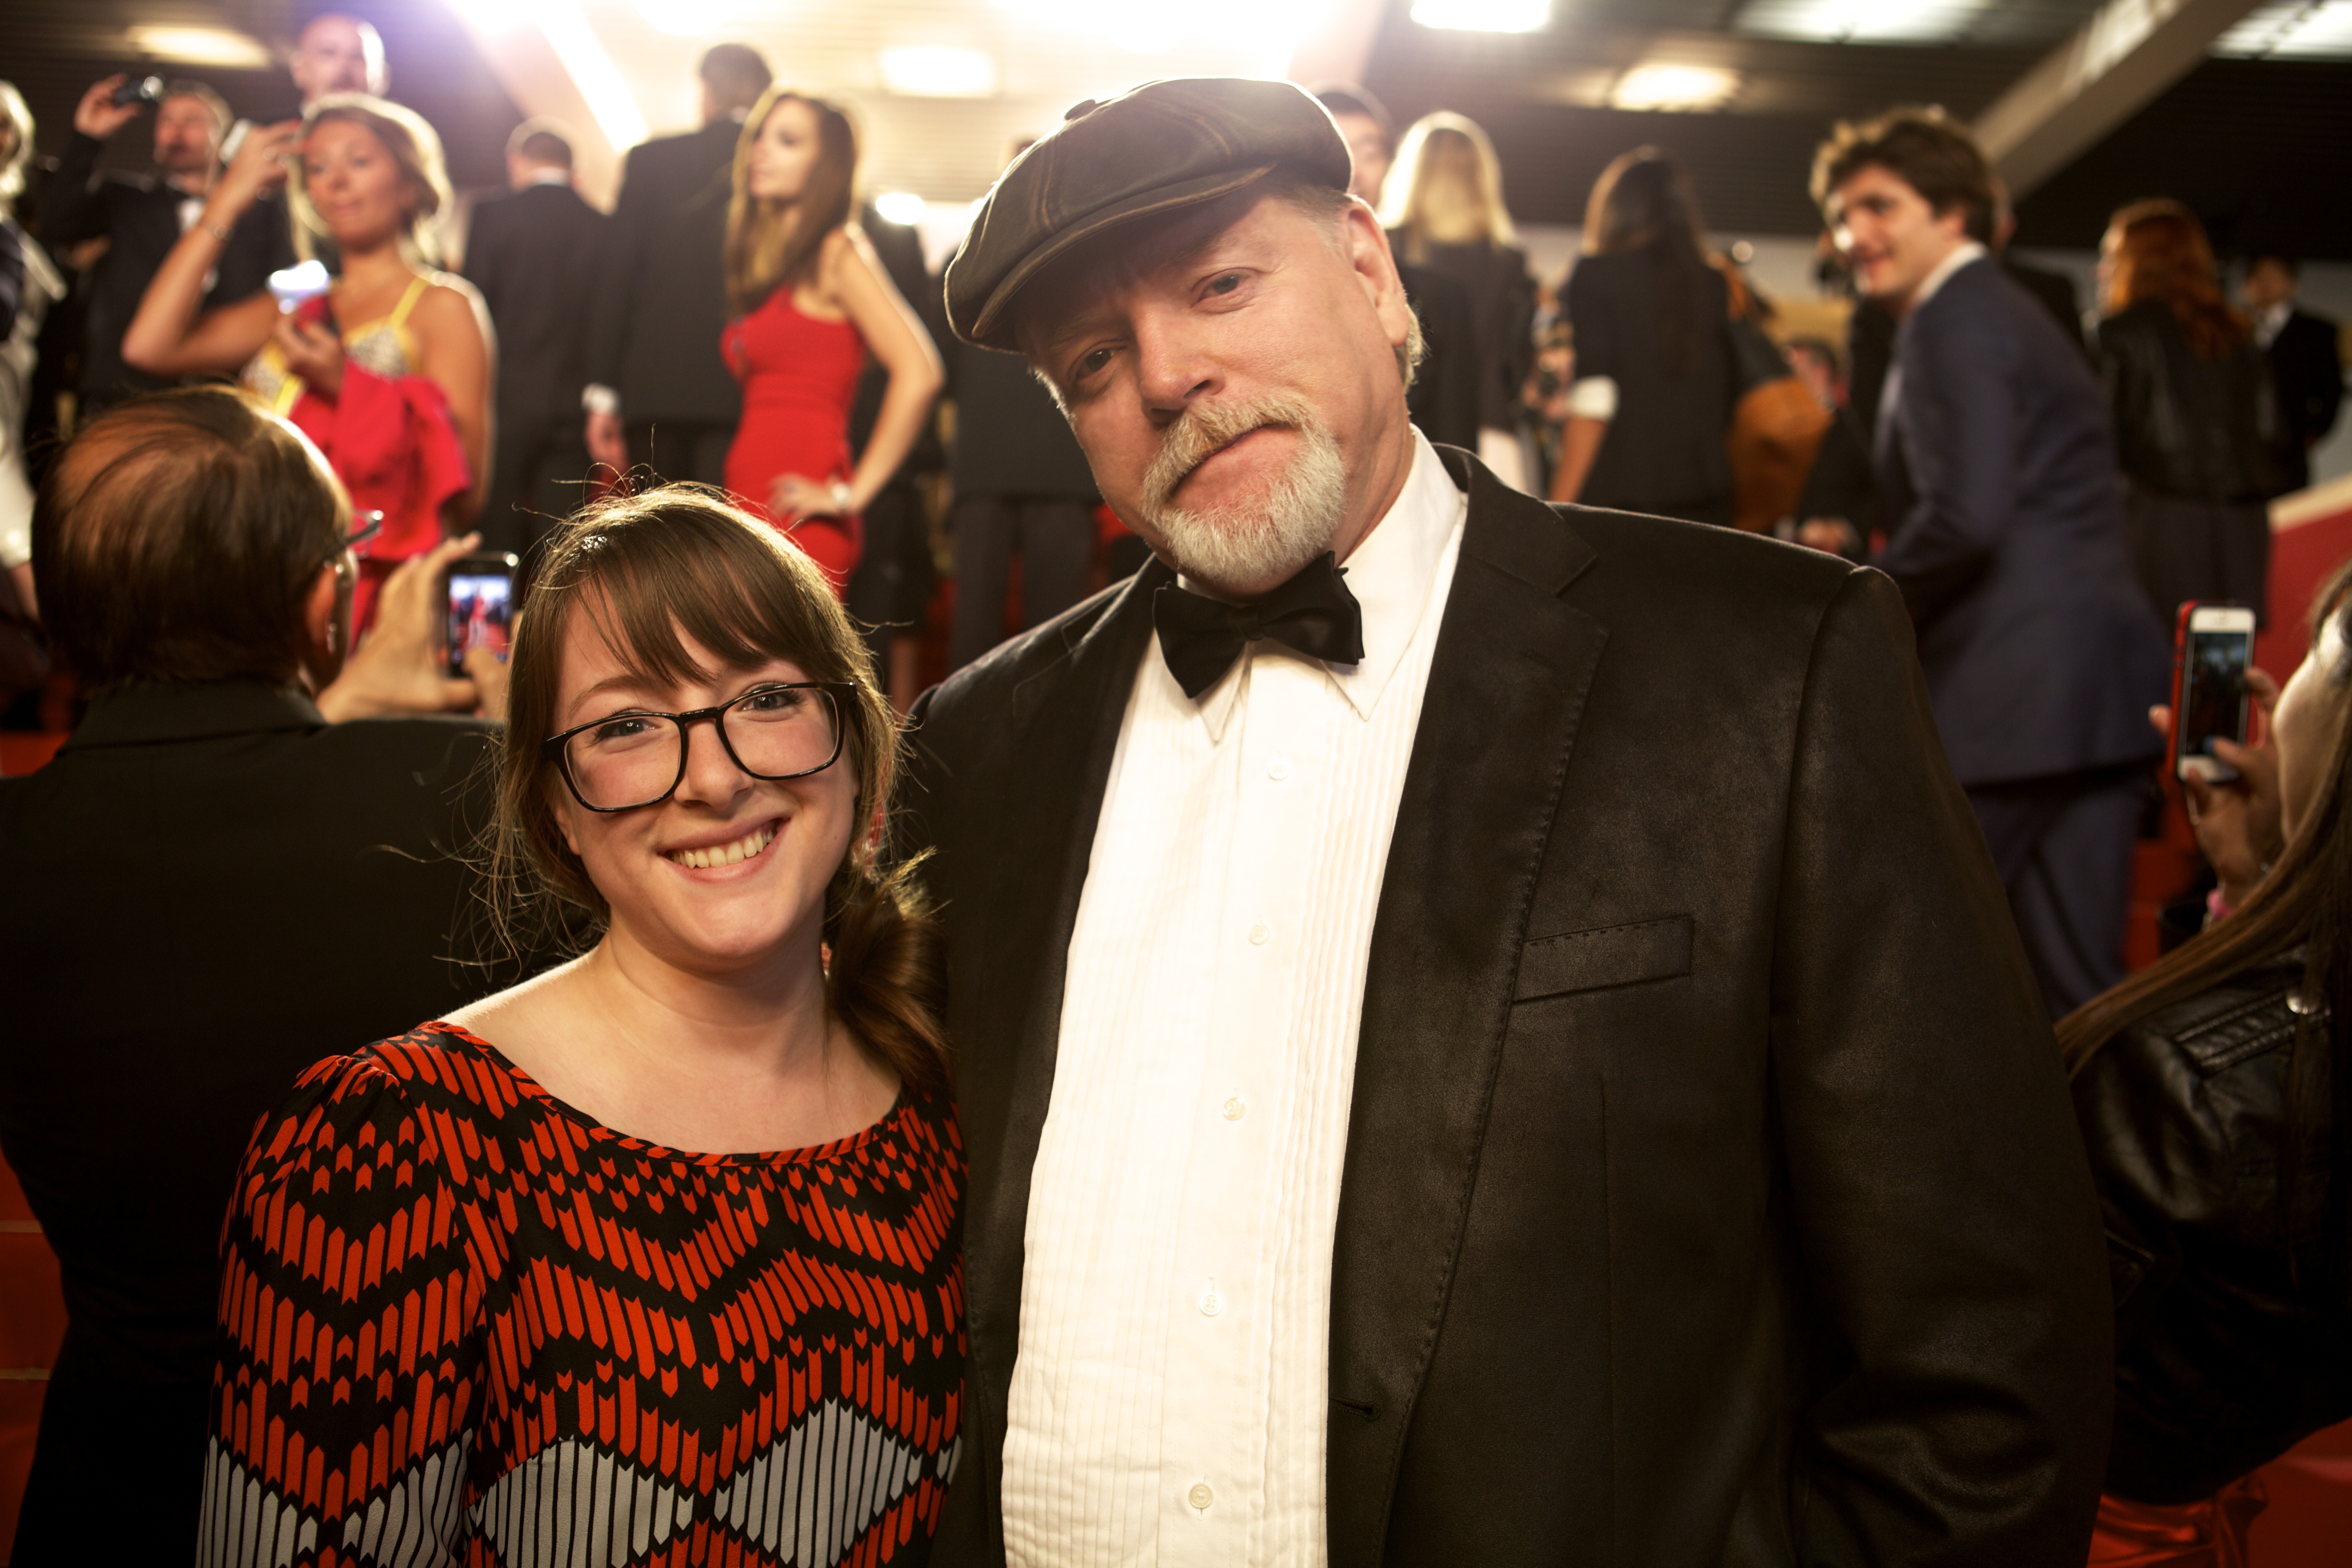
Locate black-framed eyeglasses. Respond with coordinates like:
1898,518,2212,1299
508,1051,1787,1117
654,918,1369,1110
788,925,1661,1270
324,510,384,573
542,681,858,813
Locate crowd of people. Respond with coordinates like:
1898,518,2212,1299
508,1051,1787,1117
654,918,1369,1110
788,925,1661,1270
0,15,2349,1568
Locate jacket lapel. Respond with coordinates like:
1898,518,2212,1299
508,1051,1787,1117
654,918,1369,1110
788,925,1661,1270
1325,453,1607,1565
956,560,1169,1473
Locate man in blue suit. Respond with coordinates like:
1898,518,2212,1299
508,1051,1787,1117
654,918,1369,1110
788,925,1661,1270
1813,109,2169,1017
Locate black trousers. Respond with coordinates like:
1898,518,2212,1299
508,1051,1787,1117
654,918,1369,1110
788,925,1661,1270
481,413,595,560
949,494,1096,671
626,420,735,492
1968,766,2147,1019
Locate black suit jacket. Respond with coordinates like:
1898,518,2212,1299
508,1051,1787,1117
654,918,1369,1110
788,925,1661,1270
1873,257,2167,788
2266,309,2344,495
1395,261,1480,452
464,181,607,426
39,131,287,410
0,682,550,1563
905,449,2112,1565
584,119,743,428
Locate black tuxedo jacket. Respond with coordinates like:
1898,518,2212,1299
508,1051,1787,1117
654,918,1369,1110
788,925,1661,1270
39,131,288,410
464,181,607,426
903,449,2112,1565
584,119,743,428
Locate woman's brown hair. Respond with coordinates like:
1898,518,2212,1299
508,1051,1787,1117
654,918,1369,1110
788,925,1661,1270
489,484,947,1094
1580,146,1716,374
293,93,453,267
724,88,857,315
2103,198,2248,361
2059,558,2352,1266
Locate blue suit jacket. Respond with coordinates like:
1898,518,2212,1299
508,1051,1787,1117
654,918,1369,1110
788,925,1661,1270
1873,256,2168,788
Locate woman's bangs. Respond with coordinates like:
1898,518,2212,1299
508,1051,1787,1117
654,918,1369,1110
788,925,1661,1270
560,514,838,696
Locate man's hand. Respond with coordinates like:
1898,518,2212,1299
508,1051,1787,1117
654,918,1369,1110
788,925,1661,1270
316,535,487,722
74,77,143,142
586,410,626,474
1796,518,1861,556
2150,667,2285,910
273,314,346,399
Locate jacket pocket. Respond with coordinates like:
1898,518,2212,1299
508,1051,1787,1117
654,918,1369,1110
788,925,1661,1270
1515,915,1693,1002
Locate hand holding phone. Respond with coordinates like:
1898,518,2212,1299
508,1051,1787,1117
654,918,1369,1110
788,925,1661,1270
445,554,520,678
2170,602,2257,784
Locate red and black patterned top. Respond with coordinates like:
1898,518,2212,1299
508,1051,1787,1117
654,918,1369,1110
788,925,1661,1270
200,1021,965,1568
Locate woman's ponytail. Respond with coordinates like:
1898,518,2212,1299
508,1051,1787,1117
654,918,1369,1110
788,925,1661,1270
824,854,949,1096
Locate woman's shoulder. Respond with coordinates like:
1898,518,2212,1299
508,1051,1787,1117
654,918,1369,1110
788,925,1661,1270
2094,949,2313,1108
236,1023,505,1188
410,270,488,332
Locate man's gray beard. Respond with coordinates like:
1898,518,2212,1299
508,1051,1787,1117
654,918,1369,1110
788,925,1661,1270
1135,393,1348,595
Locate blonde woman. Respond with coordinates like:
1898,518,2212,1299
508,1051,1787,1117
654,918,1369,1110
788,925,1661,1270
124,94,490,628
721,86,941,597
0,80,62,625
1382,111,1535,487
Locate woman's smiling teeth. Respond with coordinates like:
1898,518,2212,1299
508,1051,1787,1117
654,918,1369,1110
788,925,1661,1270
665,823,777,870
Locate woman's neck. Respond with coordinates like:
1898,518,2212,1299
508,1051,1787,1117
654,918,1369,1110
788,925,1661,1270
579,921,834,1079
334,235,415,291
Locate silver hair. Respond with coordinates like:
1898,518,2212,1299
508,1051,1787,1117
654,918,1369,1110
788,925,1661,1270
0,83,33,211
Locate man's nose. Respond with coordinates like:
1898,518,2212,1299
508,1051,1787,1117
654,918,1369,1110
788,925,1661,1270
1133,316,1219,417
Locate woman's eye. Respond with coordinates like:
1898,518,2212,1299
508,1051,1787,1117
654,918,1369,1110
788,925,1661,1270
590,717,649,743
740,687,805,714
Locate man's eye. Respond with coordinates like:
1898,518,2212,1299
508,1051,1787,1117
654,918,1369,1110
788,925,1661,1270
1075,347,1112,379
1207,272,1244,296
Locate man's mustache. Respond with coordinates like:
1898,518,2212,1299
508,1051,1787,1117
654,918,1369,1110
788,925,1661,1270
1141,396,1318,511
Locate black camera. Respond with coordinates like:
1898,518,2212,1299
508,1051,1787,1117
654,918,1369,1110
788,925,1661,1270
111,76,165,108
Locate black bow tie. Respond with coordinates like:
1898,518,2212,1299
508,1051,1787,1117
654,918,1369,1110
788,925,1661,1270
1152,553,1366,700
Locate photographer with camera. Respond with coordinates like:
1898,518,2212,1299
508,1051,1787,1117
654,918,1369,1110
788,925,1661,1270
0,387,532,1564
39,73,284,416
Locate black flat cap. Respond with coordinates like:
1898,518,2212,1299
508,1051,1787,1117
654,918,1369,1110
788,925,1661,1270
944,77,1352,350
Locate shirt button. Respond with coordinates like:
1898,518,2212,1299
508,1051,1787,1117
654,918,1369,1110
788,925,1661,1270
1199,1285,1223,1317
1267,756,1292,781
1221,1096,1247,1121
1189,1483,1214,1510
1247,923,1270,946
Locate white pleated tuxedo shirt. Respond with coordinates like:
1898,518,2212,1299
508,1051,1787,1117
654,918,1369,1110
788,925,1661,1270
1000,431,1469,1566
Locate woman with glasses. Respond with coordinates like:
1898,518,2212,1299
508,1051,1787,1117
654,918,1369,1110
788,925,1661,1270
198,487,961,1567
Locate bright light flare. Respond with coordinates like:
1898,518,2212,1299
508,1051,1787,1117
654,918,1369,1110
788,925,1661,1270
1609,63,1741,111
124,26,277,69
633,0,737,36
993,0,1337,71
1736,0,1981,44
879,46,1000,97
460,0,648,152
874,192,927,226
1409,0,1551,33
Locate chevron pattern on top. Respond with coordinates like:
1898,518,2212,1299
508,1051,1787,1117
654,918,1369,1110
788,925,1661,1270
201,1023,966,1567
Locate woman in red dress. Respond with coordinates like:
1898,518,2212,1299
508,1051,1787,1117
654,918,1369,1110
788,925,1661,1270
722,89,941,597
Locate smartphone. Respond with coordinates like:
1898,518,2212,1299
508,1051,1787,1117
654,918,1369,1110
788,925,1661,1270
2171,601,2257,784
445,553,520,677
112,75,164,108
219,117,253,165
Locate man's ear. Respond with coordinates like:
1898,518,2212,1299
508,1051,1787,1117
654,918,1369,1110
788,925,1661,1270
295,563,345,691
1341,199,1413,352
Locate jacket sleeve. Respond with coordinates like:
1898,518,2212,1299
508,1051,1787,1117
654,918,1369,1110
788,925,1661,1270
584,146,654,394
36,132,110,248
199,1053,487,1567
1773,567,2112,1563
1872,292,2023,622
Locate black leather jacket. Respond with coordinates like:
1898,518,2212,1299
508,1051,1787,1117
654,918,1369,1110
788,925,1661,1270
2071,948,2351,1504
2095,301,2276,502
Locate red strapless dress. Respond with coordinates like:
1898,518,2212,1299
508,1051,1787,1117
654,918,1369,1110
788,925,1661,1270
722,289,867,596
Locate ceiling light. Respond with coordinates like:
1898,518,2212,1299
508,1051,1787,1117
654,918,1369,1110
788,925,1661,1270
1609,63,1741,111
1410,0,1551,31
994,0,1336,67
879,46,999,97
539,1,648,152
874,192,927,226
1736,0,1981,44
2215,0,2352,58
633,0,736,36
122,26,277,70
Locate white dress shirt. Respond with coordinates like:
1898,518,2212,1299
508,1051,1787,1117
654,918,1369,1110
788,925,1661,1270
1000,430,1469,1566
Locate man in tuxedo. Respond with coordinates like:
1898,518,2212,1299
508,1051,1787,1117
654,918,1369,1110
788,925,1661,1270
2243,254,2344,495
582,42,770,487
40,75,281,415
1815,109,2168,1018
289,12,388,105
908,78,2110,1565
464,120,605,557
